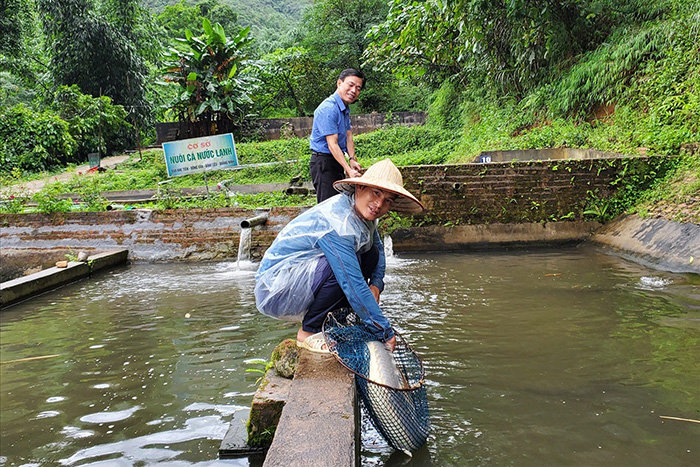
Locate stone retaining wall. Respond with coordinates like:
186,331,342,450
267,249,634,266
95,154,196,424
402,157,627,224
1,208,300,263
156,112,426,144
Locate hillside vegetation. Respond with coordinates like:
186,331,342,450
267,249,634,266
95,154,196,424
143,0,312,49
0,0,697,224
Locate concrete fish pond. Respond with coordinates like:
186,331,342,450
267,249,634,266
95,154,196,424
1,246,698,466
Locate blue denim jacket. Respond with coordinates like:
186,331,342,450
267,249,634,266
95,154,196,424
254,193,393,341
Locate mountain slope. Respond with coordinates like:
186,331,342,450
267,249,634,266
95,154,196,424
145,0,312,47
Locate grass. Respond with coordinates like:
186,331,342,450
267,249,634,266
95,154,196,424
629,151,700,224
0,124,697,223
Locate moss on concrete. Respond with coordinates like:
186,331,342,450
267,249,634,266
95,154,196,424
271,338,299,378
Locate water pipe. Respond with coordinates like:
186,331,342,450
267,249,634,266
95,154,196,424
285,186,310,195
240,213,268,229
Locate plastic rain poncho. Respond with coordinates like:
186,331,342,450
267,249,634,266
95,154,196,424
254,193,392,341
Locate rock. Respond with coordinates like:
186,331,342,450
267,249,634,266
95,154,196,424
77,251,89,262
55,261,68,268
271,339,299,379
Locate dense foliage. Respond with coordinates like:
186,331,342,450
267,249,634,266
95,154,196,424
0,104,77,173
0,0,697,224
50,86,133,159
146,0,311,52
0,87,133,175
160,18,258,124
37,0,153,126
156,0,238,40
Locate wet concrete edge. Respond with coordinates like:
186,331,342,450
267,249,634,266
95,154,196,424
262,351,358,467
0,249,129,308
589,214,699,274
391,221,602,251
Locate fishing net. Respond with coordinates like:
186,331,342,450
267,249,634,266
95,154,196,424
322,308,430,454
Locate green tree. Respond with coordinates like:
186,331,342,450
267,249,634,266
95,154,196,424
254,47,327,117
156,0,238,43
0,103,77,173
37,0,150,136
50,85,132,159
0,0,48,105
302,0,388,69
0,0,30,57
104,0,161,62
300,0,422,113
364,0,651,95
160,18,259,129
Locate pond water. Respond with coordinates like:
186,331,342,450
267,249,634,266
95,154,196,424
1,246,698,466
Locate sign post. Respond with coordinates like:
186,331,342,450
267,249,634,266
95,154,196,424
162,134,239,191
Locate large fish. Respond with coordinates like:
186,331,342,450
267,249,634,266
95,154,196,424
362,340,429,456
367,340,410,390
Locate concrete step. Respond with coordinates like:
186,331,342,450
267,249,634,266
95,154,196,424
263,351,358,466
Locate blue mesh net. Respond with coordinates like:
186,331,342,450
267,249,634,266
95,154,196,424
322,308,430,454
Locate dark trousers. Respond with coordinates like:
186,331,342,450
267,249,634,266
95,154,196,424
309,152,344,203
302,244,380,333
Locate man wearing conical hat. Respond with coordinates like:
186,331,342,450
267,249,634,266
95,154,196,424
255,159,424,353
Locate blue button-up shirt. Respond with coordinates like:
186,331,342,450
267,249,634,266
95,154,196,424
254,193,393,341
309,92,351,154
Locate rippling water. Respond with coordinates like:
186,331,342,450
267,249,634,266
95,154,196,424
1,246,699,466
0,262,289,466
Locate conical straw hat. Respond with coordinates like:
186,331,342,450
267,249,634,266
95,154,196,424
333,159,425,214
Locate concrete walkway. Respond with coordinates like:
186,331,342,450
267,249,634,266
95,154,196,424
0,249,129,308
5,154,131,195
263,351,358,466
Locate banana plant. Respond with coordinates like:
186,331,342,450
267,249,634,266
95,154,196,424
160,18,259,124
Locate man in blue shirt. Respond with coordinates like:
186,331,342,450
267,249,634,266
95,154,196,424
309,69,364,203
255,159,425,353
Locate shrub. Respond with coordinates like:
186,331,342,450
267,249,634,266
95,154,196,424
0,104,77,174
33,183,74,214
426,81,464,131
50,85,133,161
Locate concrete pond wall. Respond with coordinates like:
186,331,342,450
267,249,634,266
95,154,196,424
2,155,697,278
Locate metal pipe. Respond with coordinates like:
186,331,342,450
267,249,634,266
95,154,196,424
106,204,125,210
285,186,310,195
240,213,268,229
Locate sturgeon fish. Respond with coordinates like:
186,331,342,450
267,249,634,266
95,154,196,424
363,340,429,456
367,340,410,390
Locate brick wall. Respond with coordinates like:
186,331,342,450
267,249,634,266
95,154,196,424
403,158,627,224
1,207,305,262
1,157,640,262
256,111,426,141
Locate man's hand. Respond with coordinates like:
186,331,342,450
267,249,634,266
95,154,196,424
385,335,397,352
349,158,362,172
346,157,361,178
369,284,381,303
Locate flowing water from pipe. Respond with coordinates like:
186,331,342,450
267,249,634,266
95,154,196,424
1,246,698,466
236,228,254,271
383,235,394,260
